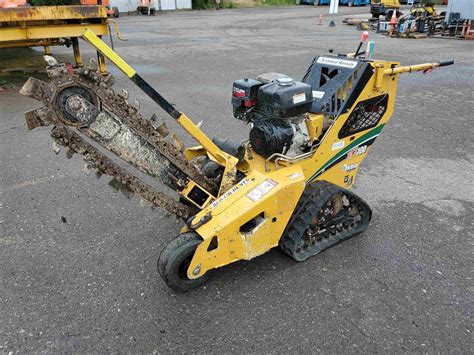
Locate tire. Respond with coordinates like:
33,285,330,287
295,0,301,4
348,1,354,7
158,232,210,292
314,0,320,6
112,7,119,18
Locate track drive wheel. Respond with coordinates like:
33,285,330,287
279,180,372,262
158,232,209,292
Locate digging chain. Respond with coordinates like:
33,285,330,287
51,123,194,218
72,66,216,194
21,59,218,218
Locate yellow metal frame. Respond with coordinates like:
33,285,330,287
176,113,239,195
0,38,61,49
0,5,108,70
187,166,306,278
185,60,396,278
81,29,136,77
186,60,446,279
70,30,447,280
0,24,108,42
0,5,106,22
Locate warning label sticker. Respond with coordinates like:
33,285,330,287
246,179,278,202
293,93,307,104
312,90,325,99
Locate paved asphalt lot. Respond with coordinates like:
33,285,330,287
1,5,473,353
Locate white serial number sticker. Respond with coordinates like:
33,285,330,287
317,57,358,69
247,179,278,202
332,141,345,151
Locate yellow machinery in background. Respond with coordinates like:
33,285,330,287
410,2,436,17
20,29,453,292
371,0,400,20
0,5,110,72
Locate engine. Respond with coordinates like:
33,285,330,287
232,73,314,158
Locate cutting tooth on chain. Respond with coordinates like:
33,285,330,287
170,133,184,151
140,198,152,208
43,55,59,66
120,186,134,199
52,141,61,154
66,148,75,159
342,195,350,207
83,163,93,175
108,177,121,192
133,99,140,110
120,89,129,100
155,121,169,138
88,58,98,72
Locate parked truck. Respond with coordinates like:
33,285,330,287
340,0,370,6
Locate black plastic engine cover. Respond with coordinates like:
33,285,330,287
249,119,294,157
257,79,313,119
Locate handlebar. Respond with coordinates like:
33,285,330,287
383,60,454,76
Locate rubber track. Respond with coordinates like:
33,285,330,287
279,180,372,261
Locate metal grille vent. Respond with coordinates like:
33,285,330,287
338,94,388,138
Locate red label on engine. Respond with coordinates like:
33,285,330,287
233,88,246,98
244,100,256,107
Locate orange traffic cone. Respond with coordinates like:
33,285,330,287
390,10,398,25
389,10,397,37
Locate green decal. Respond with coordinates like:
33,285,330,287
307,124,385,183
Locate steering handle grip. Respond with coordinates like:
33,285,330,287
438,60,454,67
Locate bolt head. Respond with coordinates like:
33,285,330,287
192,264,201,276
68,98,81,111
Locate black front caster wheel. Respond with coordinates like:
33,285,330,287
158,232,210,292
